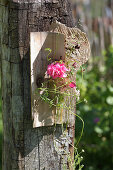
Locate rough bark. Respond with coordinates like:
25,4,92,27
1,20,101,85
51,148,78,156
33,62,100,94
1,0,75,169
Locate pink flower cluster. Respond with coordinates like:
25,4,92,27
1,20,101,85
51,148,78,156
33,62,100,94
47,62,68,79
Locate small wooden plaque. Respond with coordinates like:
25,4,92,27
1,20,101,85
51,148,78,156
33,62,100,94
30,32,65,127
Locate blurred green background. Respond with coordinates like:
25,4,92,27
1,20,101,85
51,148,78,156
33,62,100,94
74,0,113,169
76,46,113,170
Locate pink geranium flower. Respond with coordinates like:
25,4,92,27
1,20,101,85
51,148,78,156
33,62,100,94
69,82,76,88
47,62,68,79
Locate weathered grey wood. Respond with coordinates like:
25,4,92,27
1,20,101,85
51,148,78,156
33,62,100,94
1,0,76,170
30,32,66,127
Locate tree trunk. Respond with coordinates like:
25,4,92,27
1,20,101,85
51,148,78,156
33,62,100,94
1,0,75,169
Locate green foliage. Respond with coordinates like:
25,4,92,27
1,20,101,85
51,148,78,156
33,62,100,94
76,46,113,170
37,81,84,169
45,48,52,61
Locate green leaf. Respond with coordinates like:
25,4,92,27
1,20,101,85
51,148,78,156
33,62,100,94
106,96,113,105
45,48,52,52
108,85,113,93
45,48,52,61
104,126,110,132
94,126,103,134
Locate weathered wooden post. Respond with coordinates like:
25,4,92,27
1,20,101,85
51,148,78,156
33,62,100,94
0,0,90,169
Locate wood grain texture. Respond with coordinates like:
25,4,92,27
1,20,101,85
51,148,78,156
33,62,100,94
30,32,66,127
1,0,75,169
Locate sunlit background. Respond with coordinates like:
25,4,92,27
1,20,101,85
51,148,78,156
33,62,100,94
74,0,113,170
0,0,113,170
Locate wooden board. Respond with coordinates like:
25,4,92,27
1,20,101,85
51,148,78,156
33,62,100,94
30,32,65,127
